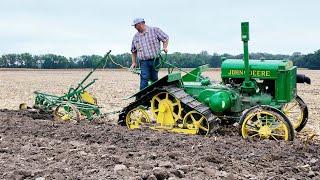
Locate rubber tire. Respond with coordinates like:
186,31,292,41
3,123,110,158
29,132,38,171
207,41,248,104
239,105,295,141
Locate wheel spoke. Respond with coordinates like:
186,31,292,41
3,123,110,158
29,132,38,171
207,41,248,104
173,113,180,120
190,114,196,123
265,116,269,126
199,117,204,124
257,112,262,121
270,134,279,141
155,97,161,102
256,113,264,126
246,128,259,132
270,133,285,137
286,111,300,114
253,120,262,128
246,124,259,129
287,102,298,111
199,125,208,132
249,133,260,138
270,122,284,130
172,102,179,106
165,93,169,100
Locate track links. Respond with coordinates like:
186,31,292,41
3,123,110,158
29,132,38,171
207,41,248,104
163,85,221,133
119,84,221,134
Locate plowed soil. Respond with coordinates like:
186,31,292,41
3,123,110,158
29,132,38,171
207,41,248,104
0,109,319,180
0,69,319,179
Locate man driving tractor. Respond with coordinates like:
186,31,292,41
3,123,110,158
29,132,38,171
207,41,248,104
130,18,169,90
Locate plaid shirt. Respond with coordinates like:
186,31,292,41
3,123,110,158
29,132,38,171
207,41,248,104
131,26,169,60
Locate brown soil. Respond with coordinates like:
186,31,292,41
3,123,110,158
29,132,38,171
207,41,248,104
0,109,319,180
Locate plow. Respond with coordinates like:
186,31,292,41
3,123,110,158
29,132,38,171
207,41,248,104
20,51,113,122
22,22,311,141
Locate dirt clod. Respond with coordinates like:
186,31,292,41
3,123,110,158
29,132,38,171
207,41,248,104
114,164,127,173
0,109,320,179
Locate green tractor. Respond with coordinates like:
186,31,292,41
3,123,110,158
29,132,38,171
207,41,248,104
118,22,311,141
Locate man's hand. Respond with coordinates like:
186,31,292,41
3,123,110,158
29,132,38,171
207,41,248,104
130,62,137,69
162,40,169,53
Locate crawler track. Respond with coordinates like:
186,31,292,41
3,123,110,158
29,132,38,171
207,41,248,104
118,85,221,134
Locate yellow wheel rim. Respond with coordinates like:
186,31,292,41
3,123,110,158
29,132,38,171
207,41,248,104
282,99,304,129
53,104,80,122
241,110,290,141
126,108,150,129
183,111,210,135
150,92,182,122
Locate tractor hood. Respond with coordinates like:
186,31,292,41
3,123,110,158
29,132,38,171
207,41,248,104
221,59,295,79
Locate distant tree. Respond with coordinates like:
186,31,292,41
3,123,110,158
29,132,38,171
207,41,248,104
0,49,319,69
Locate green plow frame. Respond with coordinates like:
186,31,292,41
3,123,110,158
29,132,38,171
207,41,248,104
33,50,112,121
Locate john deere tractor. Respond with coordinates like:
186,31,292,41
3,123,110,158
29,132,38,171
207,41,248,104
118,22,311,141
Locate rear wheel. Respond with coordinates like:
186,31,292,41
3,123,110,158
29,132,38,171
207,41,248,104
282,95,308,132
240,106,294,141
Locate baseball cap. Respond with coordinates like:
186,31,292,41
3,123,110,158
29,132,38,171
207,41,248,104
132,18,145,26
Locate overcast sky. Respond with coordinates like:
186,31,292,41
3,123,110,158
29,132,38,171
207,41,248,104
0,0,319,57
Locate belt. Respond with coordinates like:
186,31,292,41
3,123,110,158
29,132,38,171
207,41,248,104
142,57,159,61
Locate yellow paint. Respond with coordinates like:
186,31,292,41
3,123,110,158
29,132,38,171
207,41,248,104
151,92,182,126
126,92,211,136
241,110,289,141
125,108,150,129
228,69,271,77
228,69,244,76
282,100,304,129
183,111,210,135
80,91,97,105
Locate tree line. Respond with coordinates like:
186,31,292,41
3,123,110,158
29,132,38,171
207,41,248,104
0,50,319,69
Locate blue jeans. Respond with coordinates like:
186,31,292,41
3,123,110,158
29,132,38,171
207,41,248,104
140,59,159,90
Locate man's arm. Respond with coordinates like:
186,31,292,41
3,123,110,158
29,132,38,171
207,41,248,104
162,40,169,53
131,51,137,68
155,27,169,52
131,38,137,68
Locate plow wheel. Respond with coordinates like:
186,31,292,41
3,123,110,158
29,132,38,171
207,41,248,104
240,106,294,141
53,103,81,122
126,108,150,129
150,92,182,126
282,95,308,132
183,111,210,135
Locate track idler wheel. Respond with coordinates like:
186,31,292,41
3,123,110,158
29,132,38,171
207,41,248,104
53,103,81,122
282,95,308,132
240,105,294,141
126,108,150,129
183,111,210,135
150,92,182,126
